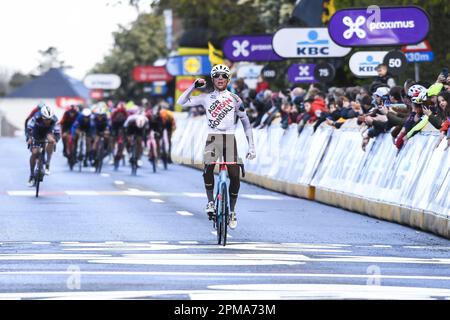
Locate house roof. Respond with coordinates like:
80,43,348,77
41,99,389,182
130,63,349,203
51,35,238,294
6,68,89,99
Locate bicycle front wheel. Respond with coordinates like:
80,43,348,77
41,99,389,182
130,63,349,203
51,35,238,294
35,158,43,198
96,138,105,173
220,182,228,246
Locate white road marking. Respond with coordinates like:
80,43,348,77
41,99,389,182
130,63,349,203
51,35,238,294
176,211,193,216
2,271,450,282
65,191,99,196
0,254,110,260
150,199,165,203
87,253,307,266
149,241,169,244
240,194,282,200
31,242,51,245
7,191,35,196
313,255,450,265
60,242,80,245
125,190,160,196
178,241,198,244
210,231,232,239
62,245,185,251
372,245,392,248
114,181,125,185
201,284,450,300
104,241,124,245
403,246,450,250
100,173,110,178
183,192,206,198
1,284,450,300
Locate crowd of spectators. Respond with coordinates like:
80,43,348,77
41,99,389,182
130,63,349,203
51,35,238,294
223,64,450,152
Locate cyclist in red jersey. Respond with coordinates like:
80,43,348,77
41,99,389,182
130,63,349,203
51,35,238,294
59,105,80,158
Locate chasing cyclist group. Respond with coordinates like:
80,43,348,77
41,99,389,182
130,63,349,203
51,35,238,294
25,64,256,230
25,100,176,186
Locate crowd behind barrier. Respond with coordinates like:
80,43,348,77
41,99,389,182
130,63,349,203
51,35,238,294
174,64,450,238
188,64,450,154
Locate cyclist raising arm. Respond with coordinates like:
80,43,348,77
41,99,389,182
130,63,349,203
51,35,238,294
177,64,256,229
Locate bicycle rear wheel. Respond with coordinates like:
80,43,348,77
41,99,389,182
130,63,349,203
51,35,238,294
35,169,40,198
78,138,84,172
35,152,44,198
161,131,168,170
131,139,137,176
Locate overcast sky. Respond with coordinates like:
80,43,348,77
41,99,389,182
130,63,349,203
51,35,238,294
0,0,153,80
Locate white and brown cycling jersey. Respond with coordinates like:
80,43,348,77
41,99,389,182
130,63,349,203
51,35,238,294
177,83,254,138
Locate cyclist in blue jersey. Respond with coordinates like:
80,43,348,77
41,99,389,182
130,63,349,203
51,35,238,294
26,104,60,186
71,108,94,167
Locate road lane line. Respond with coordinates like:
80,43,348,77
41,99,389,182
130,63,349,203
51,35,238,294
210,231,232,238
176,211,193,216
178,241,198,244
114,181,125,185
150,199,165,203
183,192,206,198
65,191,100,196
101,173,110,178
2,271,450,281
240,194,282,200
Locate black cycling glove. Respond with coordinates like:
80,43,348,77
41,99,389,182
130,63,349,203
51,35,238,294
194,79,206,88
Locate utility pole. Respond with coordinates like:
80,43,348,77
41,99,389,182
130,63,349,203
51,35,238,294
414,62,420,82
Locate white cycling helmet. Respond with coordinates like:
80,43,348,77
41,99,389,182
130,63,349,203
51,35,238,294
210,64,231,78
81,108,92,117
408,84,427,104
373,86,390,97
136,115,147,129
40,105,54,119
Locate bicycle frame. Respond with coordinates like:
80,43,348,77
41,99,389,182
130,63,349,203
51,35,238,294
211,161,237,246
77,132,87,172
32,139,48,198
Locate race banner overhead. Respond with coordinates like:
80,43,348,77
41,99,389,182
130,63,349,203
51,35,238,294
223,35,283,62
272,28,351,58
328,6,430,47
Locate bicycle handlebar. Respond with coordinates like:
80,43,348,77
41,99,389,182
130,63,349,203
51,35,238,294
210,162,239,165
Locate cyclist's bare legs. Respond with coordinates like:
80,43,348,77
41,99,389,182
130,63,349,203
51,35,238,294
227,164,240,211
147,131,158,161
136,136,143,159
29,147,40,177
203,164,215,203
62,131,70,156
45,133,56,168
